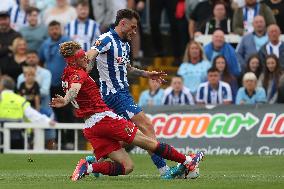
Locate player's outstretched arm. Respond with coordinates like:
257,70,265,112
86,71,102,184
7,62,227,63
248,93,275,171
86,49,99,73
127,64,167,83
50,83,81,108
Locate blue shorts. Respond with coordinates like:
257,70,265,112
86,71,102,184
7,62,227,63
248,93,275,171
103,90,142,120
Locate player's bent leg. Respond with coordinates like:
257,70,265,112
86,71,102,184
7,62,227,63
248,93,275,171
131,112,169,175
108,148,134,175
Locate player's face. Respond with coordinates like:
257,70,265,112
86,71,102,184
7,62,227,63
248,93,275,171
76,49,89,69
122,18,138,41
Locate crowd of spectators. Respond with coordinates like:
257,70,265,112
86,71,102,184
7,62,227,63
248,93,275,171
138,0,284,107
1,0,284,125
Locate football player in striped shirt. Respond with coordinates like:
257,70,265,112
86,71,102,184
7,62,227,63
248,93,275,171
86,9,175,177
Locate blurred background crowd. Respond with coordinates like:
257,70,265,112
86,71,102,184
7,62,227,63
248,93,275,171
1,0,284,149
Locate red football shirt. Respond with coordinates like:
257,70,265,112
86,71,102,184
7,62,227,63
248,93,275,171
61,66,110,118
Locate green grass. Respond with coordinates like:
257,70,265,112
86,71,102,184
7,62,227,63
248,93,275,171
0,154,283,189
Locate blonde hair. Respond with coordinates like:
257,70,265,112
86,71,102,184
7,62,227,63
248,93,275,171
11,37,27,54
243,72,257,82
182,41,205,62
59,41,82,58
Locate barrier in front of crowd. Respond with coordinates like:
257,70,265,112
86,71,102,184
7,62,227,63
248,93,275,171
195,34,284,45
2,104,284,155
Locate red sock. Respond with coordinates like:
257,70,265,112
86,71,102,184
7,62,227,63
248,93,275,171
153,142,186,164
92,161,125,176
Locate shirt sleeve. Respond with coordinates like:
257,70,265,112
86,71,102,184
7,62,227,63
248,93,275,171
235,88,242,105
23,105,51,124
91,36,111,53
223,83,233,102
195,85,205,103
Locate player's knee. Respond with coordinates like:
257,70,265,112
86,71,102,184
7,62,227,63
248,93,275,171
124,162,134,175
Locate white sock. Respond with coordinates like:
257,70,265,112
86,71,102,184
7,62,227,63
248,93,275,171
159,165,170,175
87,163,93,173
183,155,192,166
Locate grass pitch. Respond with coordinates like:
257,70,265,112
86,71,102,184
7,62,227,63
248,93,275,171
0,154,283,189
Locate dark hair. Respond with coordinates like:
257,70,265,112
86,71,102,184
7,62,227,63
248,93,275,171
26,50,38,55
262,54,282,91
0,75,15,90
48,20,61,27
114,9,140,26
245,54,262,78
26,6,40,15
207,67,220,74
75,0,89,7
212,55,235,83
173,74,183,80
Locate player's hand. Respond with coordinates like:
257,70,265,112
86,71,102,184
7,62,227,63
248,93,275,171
49,120,56,127
50,94,66,108
146,71,167,84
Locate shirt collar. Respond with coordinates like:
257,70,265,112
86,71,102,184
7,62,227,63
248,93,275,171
110,28,127,42
245,89,256,98
269,41,282,48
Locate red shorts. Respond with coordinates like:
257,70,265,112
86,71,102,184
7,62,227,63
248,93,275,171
83,116,137,160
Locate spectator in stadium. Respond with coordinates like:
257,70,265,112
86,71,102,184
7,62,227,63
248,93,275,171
244,54,263,79
43,0,77,28
0,75,55,149
0,11,21,75
212,55,238,102
204,29,241,77
196,67,232,105
18,66,41,110
38,20,73,123
138,79,164,107
19,7,48,51
257,55,283,104
17,50,52,111
9,0,30,31
162,75,194,105
236,15,268,70
236,72,266,104
199,2,232,35
258,24,284,69
232,0,276,35
2,37,27,82
65,0,100,52
188,0,233,39
264,0,284,34
149,0,180,59
177,41,211,95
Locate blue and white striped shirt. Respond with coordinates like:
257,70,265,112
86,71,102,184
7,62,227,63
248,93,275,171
162,87,195,105
196,81,232,105
65,19,101,51
91,28,131,96
9,5,28,31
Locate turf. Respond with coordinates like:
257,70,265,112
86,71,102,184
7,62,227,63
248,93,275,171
0,154,283,189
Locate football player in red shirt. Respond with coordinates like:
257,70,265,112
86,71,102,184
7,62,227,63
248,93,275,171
50,41,205,181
